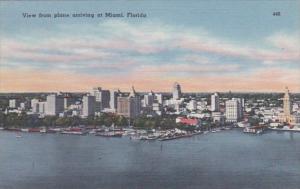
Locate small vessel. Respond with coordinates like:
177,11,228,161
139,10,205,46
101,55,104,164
139,135,159,140
28,128,40,133
61,131,86,135
95,132,122,137
243,126,264,134
40,128,47,133
21,128,29,132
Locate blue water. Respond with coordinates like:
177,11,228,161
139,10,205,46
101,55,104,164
0,129,299,189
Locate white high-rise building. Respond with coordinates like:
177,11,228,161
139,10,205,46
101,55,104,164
31,99,40,113
38,102,47,114
155,93,163,104
9,99,20,109
187,100,197,111
225,98,242,123
172,82,182,100
46,94,64,116
211,92,220,112
82,95,95,117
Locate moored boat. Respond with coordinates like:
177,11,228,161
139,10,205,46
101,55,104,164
95,132,123,137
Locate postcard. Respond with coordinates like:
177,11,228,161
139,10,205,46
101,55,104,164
0,1,299,189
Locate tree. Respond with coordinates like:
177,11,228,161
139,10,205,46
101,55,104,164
248,117,260,126
43,116,57,127
0,111,6,127
116,116,128,127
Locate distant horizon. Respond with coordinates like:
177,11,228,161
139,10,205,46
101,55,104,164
0,88,298,94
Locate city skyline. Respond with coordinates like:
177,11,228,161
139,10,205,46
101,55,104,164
0,1,299,92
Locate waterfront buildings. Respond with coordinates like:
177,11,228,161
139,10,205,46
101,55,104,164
63,94,76,110
187,100,197,111
211,92,220,112
92,87,110,111
212,112,225,125
9,99,20,109
109,89,119,112
172,82,182,100
46,94,64,116
283,87,292,123
82,95,95,117
38,102,47,114
155,93,163,104
117,87,141,118
143,91,154,107
225,98,243,123
31,99,40,113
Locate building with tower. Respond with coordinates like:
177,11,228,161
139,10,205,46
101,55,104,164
117,86,141,118
283,87,292,123
172,82,182,100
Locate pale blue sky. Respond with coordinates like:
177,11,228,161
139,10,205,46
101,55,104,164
0,0,299,92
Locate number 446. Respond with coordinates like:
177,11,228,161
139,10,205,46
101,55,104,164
273,12,281,16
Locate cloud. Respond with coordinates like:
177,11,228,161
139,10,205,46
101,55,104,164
1,20,299,92
266,32,300,51
136,63,240,73
1,66,299,92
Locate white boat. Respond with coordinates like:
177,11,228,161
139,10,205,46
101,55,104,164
237,121,250,128
40,128,46,133
21,128,29,132
61,131,85,135
130,135,142,140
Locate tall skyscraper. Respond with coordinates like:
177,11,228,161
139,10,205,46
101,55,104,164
144,91,154,107
117,86,141,118
109,89,119,112
31,99,40,113
82,95,95,117
92,87,110,111
283,87,292,122
117,96,130,118
225,98,242,123
211,92,220,112
172,82,182,100
46,94,64,116
38,102,47,114
155,93,163,104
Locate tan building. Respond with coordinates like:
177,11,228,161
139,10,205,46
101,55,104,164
117,87,141,118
